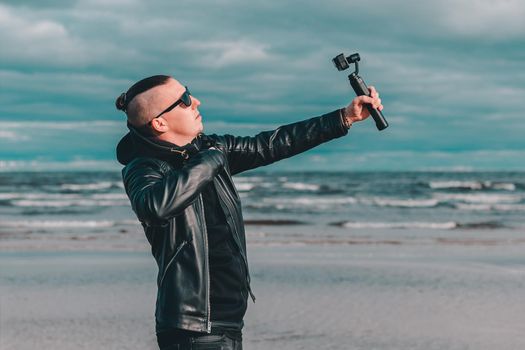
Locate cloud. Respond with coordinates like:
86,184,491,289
0,70,129,97
438,0,525,39
0,3,146,70
184,39,273,68
0,4,85,66
0,0,524,170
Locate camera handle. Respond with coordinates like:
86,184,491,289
348,72,388,130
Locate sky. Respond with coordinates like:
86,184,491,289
0,0,524,171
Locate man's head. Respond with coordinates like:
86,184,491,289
116,75,203,146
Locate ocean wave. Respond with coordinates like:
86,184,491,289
429,181,484,190
0,220,117,228
456,221,505,229
232,181,275,192
60,182,121,191
0,130,21,141
0,192,128,204
455,203,525,212
257,196,356,208
334,221,458,229
0,160,120,172
494,204,525,211
0,193,82,200
234,183,256,192
244,219,306,225
433,193,522,204
282,182,321,191
10,199,130,207
492,183,517,191
90,193,128,200
365,197,440,208
233,176,267,183
429,181,516,191
454,203,493,211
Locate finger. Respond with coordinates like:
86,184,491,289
357,95,374,105
378,104,384,111
368,86,376,97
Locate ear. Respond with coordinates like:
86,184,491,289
150,117,170,133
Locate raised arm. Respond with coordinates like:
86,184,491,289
211,109,348,175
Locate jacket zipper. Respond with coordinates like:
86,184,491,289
198,193,212,333
215,177,256,303
158,239,189,288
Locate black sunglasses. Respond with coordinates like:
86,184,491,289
153,86,192,120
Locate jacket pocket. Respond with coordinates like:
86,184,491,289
158,240,190,288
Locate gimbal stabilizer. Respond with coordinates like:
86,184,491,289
332,53,388,131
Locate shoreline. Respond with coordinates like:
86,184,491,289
1,223,525,252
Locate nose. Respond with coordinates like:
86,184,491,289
191,95,201,109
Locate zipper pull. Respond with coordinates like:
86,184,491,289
170,148,189,160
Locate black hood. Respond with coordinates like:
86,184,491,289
116,123,214,166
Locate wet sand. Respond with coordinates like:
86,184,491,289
1,228,525,350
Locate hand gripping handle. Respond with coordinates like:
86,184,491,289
349,73,388,130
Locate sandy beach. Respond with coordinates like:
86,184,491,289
2,224,525,350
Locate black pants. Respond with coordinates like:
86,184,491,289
157,326,242,350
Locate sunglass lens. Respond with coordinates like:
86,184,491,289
182,88,192,107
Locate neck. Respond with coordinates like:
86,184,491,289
157,132,195,147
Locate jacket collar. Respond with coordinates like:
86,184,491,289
116,123,204,166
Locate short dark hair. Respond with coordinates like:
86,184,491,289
115,75,171,112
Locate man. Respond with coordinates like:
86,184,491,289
115,75,383,350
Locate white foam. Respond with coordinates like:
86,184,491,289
340,221,458,229
0,192,128,202
234,183,256,192
434,193,522,204
367,197,440,208
455,203,493,211
0,220,116,228
494,204,525,211
262,196,356,206
0,160,120,172
0,193,21,200
429,181,483,190
11,199,129,207
492,183,517,191
455,203,525,212
0,193,82,200
60,182,116,191
234,176,266,183
429,180,517,191
282,182,320,191
0,130,21,141
90,193,128,200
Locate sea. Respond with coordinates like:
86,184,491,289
1,171,524,247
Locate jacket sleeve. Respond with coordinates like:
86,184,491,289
122,148,226,225
213,109,348,175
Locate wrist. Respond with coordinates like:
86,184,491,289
340,108,354,129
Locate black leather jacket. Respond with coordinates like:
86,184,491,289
116,109,348,333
